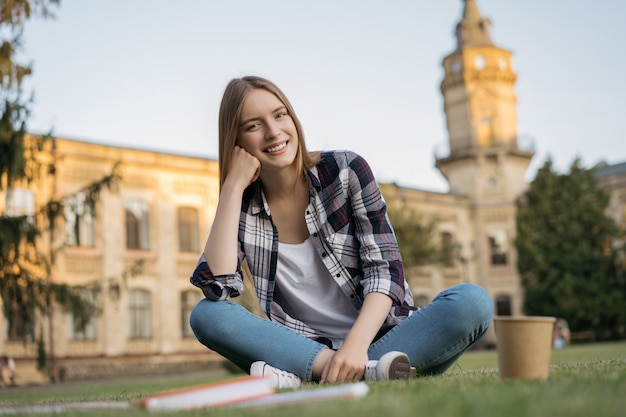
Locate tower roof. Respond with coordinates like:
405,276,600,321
455,0,494,50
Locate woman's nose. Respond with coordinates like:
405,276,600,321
264,121,281,140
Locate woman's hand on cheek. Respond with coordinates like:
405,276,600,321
227,146,261,190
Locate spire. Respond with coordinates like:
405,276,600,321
455,0,494,50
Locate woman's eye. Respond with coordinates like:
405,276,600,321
276,112,287,119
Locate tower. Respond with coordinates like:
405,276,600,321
436,0,533,200
435,0,534,316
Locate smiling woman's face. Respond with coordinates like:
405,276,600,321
237,88,299,173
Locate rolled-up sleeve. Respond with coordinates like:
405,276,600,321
189,253,244,301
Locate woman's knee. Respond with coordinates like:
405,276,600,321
189,298,237,340
461,283,493,321
437,283,494,324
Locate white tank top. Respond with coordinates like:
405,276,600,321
274,238,358,348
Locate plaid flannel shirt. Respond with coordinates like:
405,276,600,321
190,150,416,340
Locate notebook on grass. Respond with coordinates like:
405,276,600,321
138,375,275,411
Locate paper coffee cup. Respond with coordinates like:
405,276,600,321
494,316,556,380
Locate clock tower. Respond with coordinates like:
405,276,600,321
436,0,533,200
435,0,534,316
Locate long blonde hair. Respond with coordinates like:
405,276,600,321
217,76,319,189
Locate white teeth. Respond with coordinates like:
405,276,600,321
266,142,287,153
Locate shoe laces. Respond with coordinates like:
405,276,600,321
364,360,378,381
268,365,302,389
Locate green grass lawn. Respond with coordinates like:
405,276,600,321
1,342,624,417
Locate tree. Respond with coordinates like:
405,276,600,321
515,158,626,339
1,1,61,343
386,205,453,268
1,1,60,191
0,0,142,381
379,184,454,277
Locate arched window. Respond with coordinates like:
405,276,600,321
181,290,202,338
65,192,95,247
440,231,455,267
4,304,30,342
128,289,152,339
177,207,200,253
67,289,98,340
125,199,150,250
495,294,512,316
488,229,508,266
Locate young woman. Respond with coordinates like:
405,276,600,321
190,76,493,388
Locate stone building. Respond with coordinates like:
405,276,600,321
597,161,626,251
1,140,222,382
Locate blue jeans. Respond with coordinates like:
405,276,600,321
190,283,493,380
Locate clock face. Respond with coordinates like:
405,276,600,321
474,55,486,70
499,57,507,70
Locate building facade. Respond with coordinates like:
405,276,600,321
597,161,626,256
1,139,223,382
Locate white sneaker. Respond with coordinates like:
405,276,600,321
250,361,303,389
364,351,414,381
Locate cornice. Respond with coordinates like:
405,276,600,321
441,70,517,91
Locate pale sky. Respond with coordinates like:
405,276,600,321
20,0,626,192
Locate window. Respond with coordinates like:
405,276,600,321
177,207,199,253
65,193,95,247
440,232,455,267
4,187,35,218
488,229,508,265
477,117,493,147
67,290,98,340
4,301,30,342
128,289,152,339
498,57,507,70
474,55,486,70
451,59,461,73
125,200,150,250
495,294,512,316
181,290,202,338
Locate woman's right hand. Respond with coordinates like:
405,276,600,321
225,146,261,191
